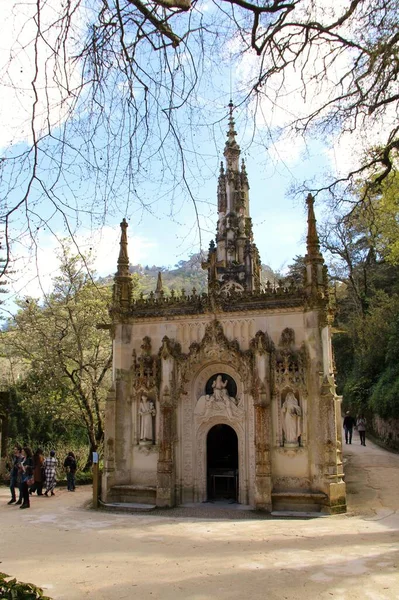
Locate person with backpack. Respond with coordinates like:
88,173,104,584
64,451,77,491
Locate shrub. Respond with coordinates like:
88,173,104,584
0,572,53,599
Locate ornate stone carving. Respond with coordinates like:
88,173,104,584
194,374,244,421
104,103,346,515
220,281,245,294
275,344,306,389
132,337,158,391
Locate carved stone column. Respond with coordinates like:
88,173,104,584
252,331,272,510
156,336,177,507
101,384,116,502
156,388,175,507
319,378,346,514
254,389,272,511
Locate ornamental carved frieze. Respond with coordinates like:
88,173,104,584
131,336,158,391
274,348,306,389
250,330,273,355
179,320,252,392
273,328,307,391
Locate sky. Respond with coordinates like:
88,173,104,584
0,0,374,313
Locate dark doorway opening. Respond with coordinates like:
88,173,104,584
207,424,238,501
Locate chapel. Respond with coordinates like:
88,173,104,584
101,104,346,514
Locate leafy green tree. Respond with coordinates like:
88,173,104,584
2,246,113,464
321,197,399,422
364,172,399,266
280,256,306,287
370,313,399,419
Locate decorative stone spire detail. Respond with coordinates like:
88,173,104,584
205,101,261,294
113,218,133,310
304,194,327,300
117,218,130,277
241,159,249,187
217,162,227,213
306,193,321,258
224,100,240,169
155,271,164,299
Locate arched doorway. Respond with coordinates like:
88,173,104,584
207,424,238,501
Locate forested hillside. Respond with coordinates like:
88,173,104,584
100,252,277,296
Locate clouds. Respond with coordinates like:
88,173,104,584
4,224,157,310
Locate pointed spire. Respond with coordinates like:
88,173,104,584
113,218,133,310
210,100,260,293
117,218,130,277
304,193,327,300
306,193,321,257
224,100,240,166
155,271,164,299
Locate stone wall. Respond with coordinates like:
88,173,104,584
371,415,399,450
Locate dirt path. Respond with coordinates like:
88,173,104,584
1,434,399,600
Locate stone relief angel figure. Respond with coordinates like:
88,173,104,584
139,395,156,444
282,392,302,446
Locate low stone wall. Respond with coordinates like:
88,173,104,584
371,415,399,451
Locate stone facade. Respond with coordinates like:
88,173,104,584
102,105,346,514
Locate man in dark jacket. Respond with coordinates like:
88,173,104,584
7,443,23,504
343,411,356,444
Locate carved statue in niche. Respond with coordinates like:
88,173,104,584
195,374,242,420
212,374,230,401
282,392,302,447
139,394,156,444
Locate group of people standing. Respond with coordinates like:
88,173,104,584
343,412,367,446
7,445,77,509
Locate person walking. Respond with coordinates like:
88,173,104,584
30,448,45,496
343,411,356,444
63,451,77,491
44,450,58,496
19,446,34,509
357,416,367,446
7,444,23,505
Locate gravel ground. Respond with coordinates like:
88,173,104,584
1,435,399,600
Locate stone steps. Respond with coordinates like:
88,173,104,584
99,500,156,513
271,490,328,513
107,484,157,505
